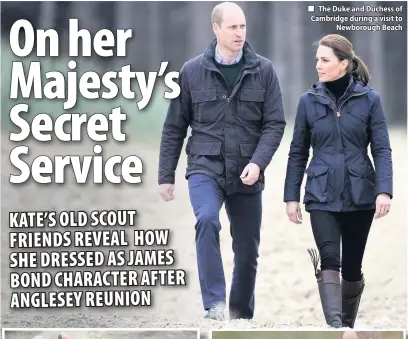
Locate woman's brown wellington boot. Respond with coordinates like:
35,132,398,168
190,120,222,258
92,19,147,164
342,275,365,328
308,248,342,328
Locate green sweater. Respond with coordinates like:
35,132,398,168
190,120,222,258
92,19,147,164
214,57,245,96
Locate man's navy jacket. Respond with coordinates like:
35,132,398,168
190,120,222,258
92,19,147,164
159,39,286,195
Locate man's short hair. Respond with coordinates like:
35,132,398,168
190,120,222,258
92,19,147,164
355,331,381,339
211,2,241,27
211,4,224,26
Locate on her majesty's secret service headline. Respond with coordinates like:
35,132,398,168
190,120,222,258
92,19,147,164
8,19,182,185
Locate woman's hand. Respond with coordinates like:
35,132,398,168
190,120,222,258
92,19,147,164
375,193,391,219
286,201,303,224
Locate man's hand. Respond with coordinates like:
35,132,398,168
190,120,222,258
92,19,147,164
286,201,303,224
159,184,175,201
240,163,260,185
375,193,391,219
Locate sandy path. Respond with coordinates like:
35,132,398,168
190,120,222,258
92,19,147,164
1,128,406,331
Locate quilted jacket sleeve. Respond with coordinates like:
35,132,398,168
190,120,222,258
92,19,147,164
249,62,286,170
369,94,393,198
158,64,191,185
283,95,311,202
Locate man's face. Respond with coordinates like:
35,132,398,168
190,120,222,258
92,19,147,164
213,8,246,53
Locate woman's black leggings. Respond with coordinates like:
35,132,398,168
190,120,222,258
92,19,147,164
309,209,375,282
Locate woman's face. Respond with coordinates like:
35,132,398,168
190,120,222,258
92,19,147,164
316,45,348,82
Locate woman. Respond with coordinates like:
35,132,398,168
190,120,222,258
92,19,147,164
283,34,393,328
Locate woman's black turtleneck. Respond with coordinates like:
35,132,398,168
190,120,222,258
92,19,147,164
324,72,350,103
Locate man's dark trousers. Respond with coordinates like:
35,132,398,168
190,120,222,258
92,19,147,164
188,173,262,319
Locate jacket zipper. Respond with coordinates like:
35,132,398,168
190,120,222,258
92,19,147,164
313,91,368,146
225,66,259,103
207,63,259,103
211,64,257,180
313,91,368,118
229,68,257,101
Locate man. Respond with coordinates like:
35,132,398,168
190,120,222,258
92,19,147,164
343,331,381,339
158,1,285,320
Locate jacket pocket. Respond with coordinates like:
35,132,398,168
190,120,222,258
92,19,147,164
238,88,265,121
191,89,217,123
239,142,263,183
347,101,370,125
239,142,258,158
347,106,369,126
304,165,330,203
309,104,329,126
187,140,224,175
347,165,376,205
